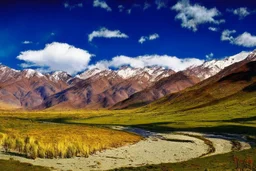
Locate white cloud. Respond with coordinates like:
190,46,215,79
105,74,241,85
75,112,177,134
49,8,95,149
171,0,224,32
149,33,159,40
64,2,83,10
227,7,250,19
88,27,128,42
93,0,112,11
155,0,167,10
89,55,204,71
221,29,236,41
206,52,214,60
233,32,256,47
17,42,93,75
138,33,159,44
208,27,218,32
22,41,33,44
221,30,256,47
138,37,147,44
118,5,124,12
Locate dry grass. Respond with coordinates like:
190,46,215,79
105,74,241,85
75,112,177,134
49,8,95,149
0,118,141,159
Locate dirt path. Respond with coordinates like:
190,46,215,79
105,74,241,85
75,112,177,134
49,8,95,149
0,127,252,171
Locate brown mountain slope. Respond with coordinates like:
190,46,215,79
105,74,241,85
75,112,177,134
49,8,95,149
111,72,200,109
37,68,176,110
36,71,125,109
0,69,71,108
149,59,256,112
95,74,155,108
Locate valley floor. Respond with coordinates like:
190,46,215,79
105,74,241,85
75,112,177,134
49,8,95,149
0,126,252,171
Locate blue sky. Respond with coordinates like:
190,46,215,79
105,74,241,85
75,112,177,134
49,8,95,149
0,0,256,74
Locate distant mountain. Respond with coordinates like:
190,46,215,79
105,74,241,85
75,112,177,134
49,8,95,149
36,70,124,109
0,50,254,110
36,67,176,109
112,72,200,109
0,67,71,108
76,66,175,83
184,51,249,80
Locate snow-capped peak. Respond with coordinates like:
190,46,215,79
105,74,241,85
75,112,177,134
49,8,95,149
203,51,249,69
0,65,20,73
76,68,105,80
116,66,175,82
23,69,45,78
48,71,71,82
116,67,142,79
187,51,250,80
246,49,256,61
75,66,175,82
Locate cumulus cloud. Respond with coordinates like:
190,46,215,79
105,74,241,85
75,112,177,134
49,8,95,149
208,27,218,32
22,41,33,44
93,0,112,11
89,55,204,71
17,42,93,75
138,33,159,44
221,30,256,47
232,32,256,47
206,52,214,60
64,2,83,10
88,27,128,42
171,0,224,32
227,7,251,19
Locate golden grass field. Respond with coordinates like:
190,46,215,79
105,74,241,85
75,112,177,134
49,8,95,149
0,110,141,159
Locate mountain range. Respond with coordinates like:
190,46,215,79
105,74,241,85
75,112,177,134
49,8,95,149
148,51,256,114
0,50,254,110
